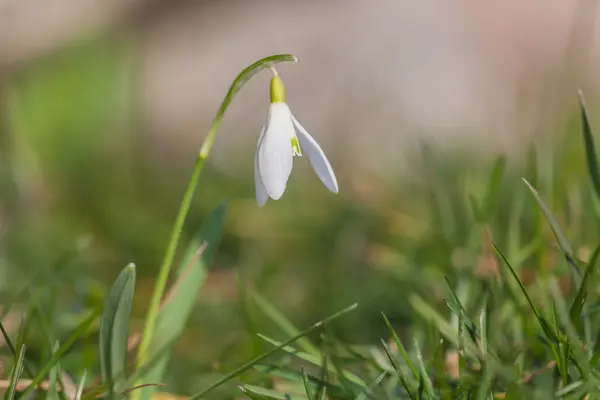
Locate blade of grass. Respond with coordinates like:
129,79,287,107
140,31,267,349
300,367,315,400
99,263,136,399
380,340,414,400
522,178,581,286
569,243,600,352
239,385,290,400
483,156,506,217
549,279,593,378
354,371,387,400
316,347,328,400
251,290,320,358
257,334,366,387
413,338,435,398
21,309,100,399
381,312,419,380
578,90,600,200
74,370,87,400
492,242,559,342
0,318,34,378
48,341,60,400
187,303,358,400
6,344,26,400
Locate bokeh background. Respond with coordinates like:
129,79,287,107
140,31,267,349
2,0,600,395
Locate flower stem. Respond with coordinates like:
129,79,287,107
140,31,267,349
132,54,297,400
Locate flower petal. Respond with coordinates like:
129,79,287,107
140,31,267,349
258,103,295,200
254,124,269,207
290,112,339,193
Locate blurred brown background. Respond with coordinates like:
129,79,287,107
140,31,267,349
4,0,600,168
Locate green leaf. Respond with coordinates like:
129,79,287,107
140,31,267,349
492,243,558,343
380,339,414,400
239,385,294,400
187,303,358,400
353,371,386,400
316,349,328,400
252,290,320,358
21,309,100,399
140,203,227,399
99,263,136,398
413,338,435,398
548,279,593,378
570,244,600,333
256,334,366,388
74,370,88,400
47,341,61,400
6,344,26,400
483,156,506,217
253,364,349,398
444,277,478,343
381,312,419,379
579,90,600,201
301,367,315,400
521,178,581,286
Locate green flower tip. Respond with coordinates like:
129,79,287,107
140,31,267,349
270,74,285,104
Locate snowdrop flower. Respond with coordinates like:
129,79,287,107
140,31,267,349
254,68,338,207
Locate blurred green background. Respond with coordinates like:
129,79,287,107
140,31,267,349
3,1,600,398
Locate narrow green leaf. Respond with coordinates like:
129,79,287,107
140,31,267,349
409,295,479,358
6,344,26,400
253,364,349,398
257,334,366,388
444,277,478,343
48,341,61,400
300,367,315,400
555,380,584,397
548,279,592,377
252,290,320,358
380,340,414,400
74,370,88,400
413,338,435,398
492,243,558,342
239,385,280,400
140,204,227,400
483,156,506,216
570,244,600,336
381,312,419,379
187,303,358,400
21,309,100,399
521,178,581,286
0,318,34,378
316,350,328,400
354,371,386,400
99,263,136,398
239,385,293,400
474,362,494,400
579,90,600,200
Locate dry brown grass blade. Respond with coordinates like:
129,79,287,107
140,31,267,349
158,241,208,314
124,242,207,358
120,383,167,396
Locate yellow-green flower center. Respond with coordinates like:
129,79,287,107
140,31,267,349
291,136,302,156
270,75,285,103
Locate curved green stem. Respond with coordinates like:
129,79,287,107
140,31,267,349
133,54,297,392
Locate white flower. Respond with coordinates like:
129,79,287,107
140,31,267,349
254,70,338,207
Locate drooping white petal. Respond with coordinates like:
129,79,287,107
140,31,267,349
290,112,339,193
254,123,269,207
258,103,295,200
